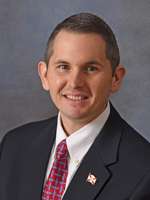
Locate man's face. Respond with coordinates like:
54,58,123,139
38,30,125,126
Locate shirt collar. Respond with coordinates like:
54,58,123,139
56,102,110,163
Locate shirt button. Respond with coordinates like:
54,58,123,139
75,160,80,165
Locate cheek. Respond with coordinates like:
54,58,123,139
91,78,113,97
48,75,66,93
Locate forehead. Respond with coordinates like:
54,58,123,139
47,30,111,68
53,30,106,47
51,30,107,59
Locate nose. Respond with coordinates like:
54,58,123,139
68,68,84,89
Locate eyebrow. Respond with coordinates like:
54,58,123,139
84,60,104,67
54,59,104,67
54,60,70,65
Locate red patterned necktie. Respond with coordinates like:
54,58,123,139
42,139,69,200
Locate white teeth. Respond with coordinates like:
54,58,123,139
66,95,85,101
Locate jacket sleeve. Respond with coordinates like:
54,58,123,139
129,170,150,200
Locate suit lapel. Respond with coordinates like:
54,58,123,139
63,104,123,200
18,118,57,200
63,141,110,200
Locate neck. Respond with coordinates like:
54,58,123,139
60,118,86,136
60,113,102,136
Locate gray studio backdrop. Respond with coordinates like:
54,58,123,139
0,0,150,141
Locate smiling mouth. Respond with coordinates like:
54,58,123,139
62,94,88,101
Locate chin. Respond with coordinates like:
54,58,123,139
62,110,92,121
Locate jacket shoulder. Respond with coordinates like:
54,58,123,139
7,116,56,136
110,104,150,166
120,117,150,167
0,116,57,154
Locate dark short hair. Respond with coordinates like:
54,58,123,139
44,12,120,72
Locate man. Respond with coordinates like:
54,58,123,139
0,12,150,200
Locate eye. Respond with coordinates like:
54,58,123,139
56,64,69,72
85,66,98,73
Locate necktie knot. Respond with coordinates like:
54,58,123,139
55,139,68,160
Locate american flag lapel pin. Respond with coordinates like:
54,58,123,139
86,173,97,185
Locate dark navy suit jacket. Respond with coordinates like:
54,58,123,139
1,105,150,200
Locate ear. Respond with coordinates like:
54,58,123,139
111,64,126,93
38,61,49,91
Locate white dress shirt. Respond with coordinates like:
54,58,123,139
45,103,110,195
